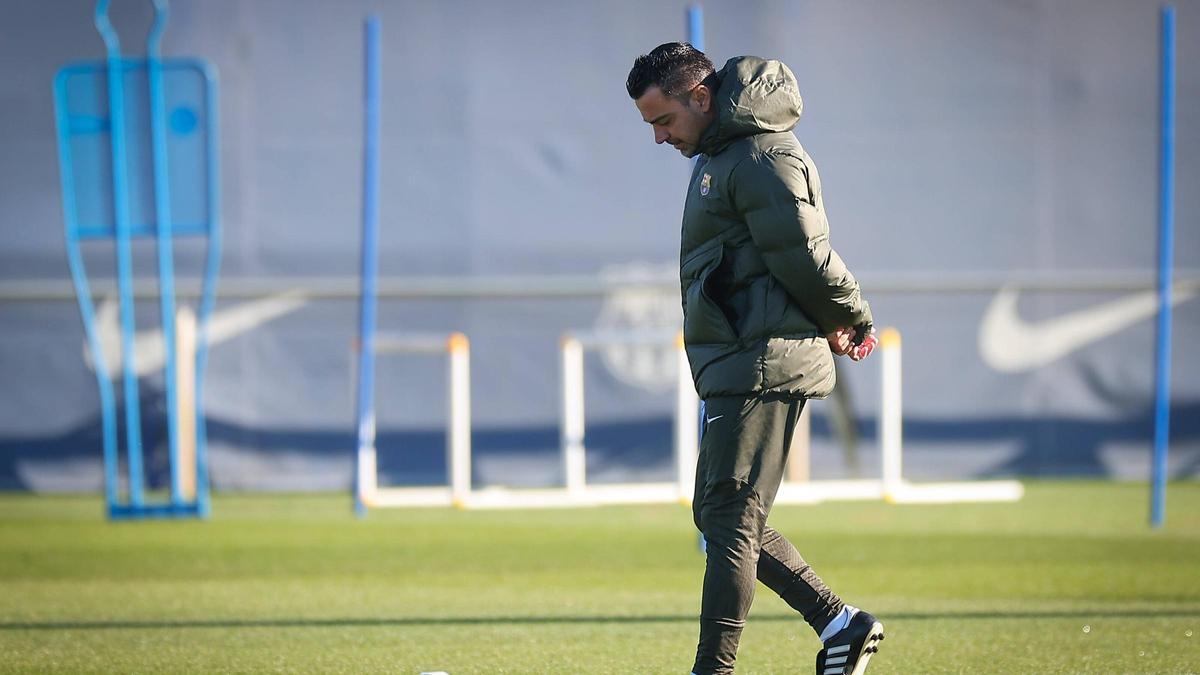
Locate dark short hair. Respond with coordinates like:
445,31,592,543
626,42,716,100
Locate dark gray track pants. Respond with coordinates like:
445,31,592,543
690,394,845,675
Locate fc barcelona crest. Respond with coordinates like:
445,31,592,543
700,173,711,196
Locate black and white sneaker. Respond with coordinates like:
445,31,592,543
815,610,884,675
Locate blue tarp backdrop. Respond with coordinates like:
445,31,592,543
0,0,1197,491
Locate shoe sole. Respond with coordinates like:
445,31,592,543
847,621,884,675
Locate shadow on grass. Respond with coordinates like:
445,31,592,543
3,608,1199,631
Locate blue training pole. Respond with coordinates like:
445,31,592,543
1151,5,1175,529
687,4,704,52
354,15,382,518
688,3,706,553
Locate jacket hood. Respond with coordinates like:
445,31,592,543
697,56,803,156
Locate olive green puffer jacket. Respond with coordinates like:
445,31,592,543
680,56,872,399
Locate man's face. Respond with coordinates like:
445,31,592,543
634,84,714,158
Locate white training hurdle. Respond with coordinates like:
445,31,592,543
773,328,1024,505
557,329,697,505
454,330,697,509
357,327,1022,510
355,332,471,508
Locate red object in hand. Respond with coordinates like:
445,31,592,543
850,332,877,361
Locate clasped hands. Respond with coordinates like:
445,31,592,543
826,324,877,361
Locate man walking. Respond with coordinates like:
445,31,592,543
627,43,884,675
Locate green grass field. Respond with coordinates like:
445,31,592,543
1,481,1198,673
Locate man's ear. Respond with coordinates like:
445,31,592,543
692,84,712,113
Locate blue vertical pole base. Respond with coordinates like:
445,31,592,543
108,501,206,520
1150,4,1176,529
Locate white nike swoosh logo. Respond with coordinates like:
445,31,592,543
85,291,309,377
978,286,1197,372
706,415,723,424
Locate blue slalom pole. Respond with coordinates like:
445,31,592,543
353,15,382,518
1151,5,1175,529
689,3,706,553
687,4,704,52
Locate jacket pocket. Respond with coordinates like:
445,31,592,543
683,245,738,344
765,275,820,337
